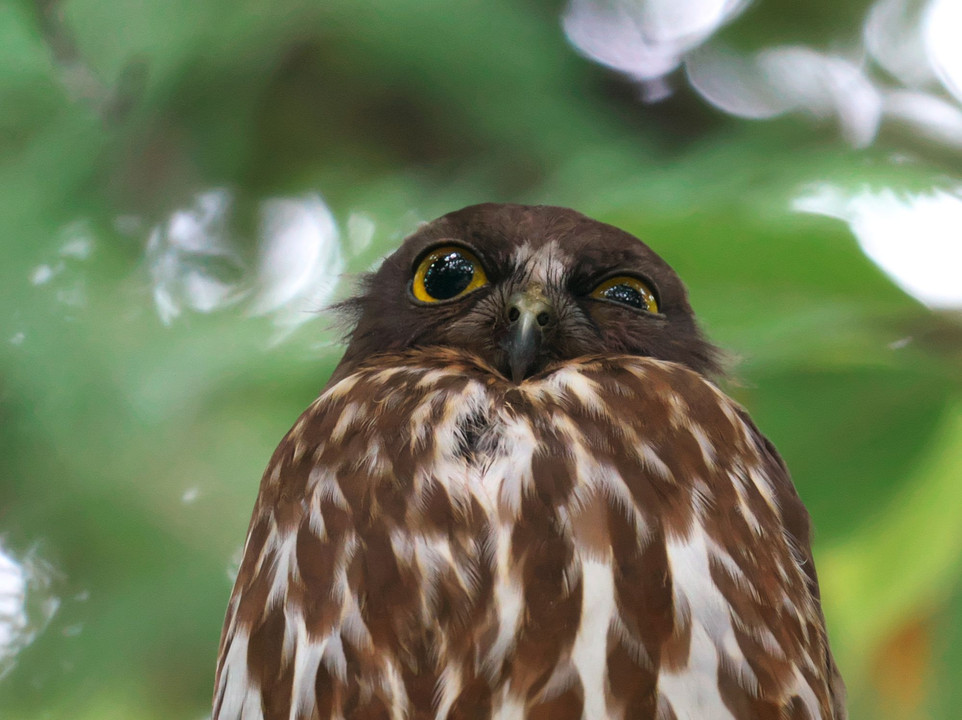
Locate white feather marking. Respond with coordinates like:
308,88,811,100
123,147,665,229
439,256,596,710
409,390,440,448
434,663,462,720
638,441,673,481
416,369,450,388
689,424,717,469
609,614,654,670
360,438,385,476
329,534,358,608
305,495,327,538
753,625,787,660
571,555,616,719
793,667,822,717
240,687,262,720
340,599,373,651
323,373,360,401
485,522,524,677
485,416,535,517
290,414,310,440
417,442,474,509
526,240,569,287
329,402,360,443
704,537,756,602
267,530,299,608
389,527,415,566
269,462,283,483
321,633,348,682
411,534,445,586
719,627,759,696
550,369,605,414
371,366,405,386
428,537,476,596
690,479,713,519
733,484,764,536
568,446,649,541
289,616,326,719
220,596,240,642
715,392,742,426
317,469,350,510
379,659,409,720
282,604,298,663
656,693,676,720
747,463,779,515
665,391,690,429
214,630,262,720
493,690,526,720
658,528,739,720
291,438,309,465
624,362,650,383
538,660,580,701
704,540,762,693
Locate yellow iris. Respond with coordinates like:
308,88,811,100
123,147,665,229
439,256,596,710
412,246,489,303
590,275,658,313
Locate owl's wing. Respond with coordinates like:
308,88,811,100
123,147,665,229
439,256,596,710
735,408,848,720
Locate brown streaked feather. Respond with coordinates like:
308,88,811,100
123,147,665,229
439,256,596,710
214,349,843,719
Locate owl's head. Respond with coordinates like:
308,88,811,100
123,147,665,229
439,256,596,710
334,203,720,384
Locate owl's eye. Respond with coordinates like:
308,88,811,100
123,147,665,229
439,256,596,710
591,276,659,313
412,246,489,303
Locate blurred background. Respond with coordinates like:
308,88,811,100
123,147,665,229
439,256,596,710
1,0,961,717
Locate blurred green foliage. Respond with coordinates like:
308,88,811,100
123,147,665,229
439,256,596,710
1,0,960,718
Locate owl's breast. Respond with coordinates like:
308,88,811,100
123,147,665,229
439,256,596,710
215,351,833,720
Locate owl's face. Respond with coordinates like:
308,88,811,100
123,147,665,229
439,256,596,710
334,203,719,384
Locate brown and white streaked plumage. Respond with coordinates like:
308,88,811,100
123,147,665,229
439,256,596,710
213,204,846,720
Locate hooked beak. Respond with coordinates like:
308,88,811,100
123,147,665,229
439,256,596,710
504,288,553,383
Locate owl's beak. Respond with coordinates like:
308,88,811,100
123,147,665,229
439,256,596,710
505,289,552,383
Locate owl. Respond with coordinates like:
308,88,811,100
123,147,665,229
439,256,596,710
213,204,846,720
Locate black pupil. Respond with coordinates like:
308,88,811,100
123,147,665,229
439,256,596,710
603,284,646,309
424,252,476,300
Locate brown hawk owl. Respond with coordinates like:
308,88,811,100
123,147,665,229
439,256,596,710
213,204,846,719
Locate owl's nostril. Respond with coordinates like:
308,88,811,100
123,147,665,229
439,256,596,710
507,305,551,328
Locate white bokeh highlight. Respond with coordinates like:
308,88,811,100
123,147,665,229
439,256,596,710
565,0,962,152
146,190,243,324
795,185,962,309
0,541,60,680
565,0,962,309
865,0,933,88
924,0,962,103
687,45,883,146
248,195,344,333
563,0,749,97
145,190,347,338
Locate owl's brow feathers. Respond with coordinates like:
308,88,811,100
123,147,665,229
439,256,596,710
332,203,722,385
